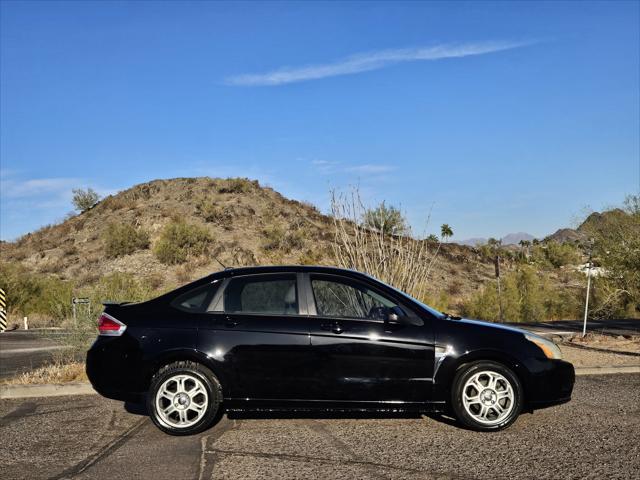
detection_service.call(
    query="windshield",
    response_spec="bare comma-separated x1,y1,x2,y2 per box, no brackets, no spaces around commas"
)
361,273,445,319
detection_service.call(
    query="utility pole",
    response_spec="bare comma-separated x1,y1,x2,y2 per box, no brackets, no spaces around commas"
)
495,255,503,322
582,248,593,338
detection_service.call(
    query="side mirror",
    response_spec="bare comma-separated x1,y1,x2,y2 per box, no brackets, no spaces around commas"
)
385,309,403,324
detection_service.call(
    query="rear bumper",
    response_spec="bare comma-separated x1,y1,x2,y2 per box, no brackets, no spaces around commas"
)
86,340,145,403
526,359,575,409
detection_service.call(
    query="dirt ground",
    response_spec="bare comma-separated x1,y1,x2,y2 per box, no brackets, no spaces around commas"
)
567,332,640,353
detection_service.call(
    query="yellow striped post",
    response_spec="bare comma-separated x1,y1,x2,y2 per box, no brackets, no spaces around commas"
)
0,288,7,333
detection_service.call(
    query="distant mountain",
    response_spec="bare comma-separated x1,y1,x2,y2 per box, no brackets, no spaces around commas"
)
457,232,536,247
501,232,536,245
456,237,488,247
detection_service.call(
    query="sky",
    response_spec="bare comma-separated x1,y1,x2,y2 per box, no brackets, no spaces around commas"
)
1,1,639,241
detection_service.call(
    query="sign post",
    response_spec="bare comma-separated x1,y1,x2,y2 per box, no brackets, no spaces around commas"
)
72,297,90,327
0,288,7,333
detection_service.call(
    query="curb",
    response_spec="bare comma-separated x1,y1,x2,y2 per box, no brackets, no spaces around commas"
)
574,365,640,376
2,365,640,399
0,382,96,399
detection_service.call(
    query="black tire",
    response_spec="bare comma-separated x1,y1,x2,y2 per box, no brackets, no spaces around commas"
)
147,361,223,436
450,360,523,431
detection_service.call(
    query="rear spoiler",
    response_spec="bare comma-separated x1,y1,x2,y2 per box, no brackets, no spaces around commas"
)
102,301,132,307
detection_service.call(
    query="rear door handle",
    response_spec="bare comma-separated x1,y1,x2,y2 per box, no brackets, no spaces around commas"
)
320,322,345,334
224,316,241,328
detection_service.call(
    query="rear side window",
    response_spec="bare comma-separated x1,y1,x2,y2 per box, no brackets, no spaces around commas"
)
171,281,220,313
224,275,298,315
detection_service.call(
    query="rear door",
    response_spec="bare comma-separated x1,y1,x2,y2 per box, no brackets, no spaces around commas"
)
198,273,314,400
306,273,434,403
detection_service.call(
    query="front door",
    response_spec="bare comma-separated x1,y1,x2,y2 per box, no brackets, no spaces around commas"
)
306,274,434,403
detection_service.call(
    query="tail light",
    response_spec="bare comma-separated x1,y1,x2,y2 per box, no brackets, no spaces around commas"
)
98,313,127,336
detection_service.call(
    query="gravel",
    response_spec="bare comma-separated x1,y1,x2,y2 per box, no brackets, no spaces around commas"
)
1,374,638,480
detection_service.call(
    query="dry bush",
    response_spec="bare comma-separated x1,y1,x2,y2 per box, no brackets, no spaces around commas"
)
217,178,258,194
154,221,213,265
2,362,87,385
262,225,306,253
195,200,233,227
330,188,441,302
175,264,193,283
103,223,150,258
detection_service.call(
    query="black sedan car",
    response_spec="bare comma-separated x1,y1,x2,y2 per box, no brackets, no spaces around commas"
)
87,266,574,435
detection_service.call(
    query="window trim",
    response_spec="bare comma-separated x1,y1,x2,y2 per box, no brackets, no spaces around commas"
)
220,272,306,316
304,273,423,325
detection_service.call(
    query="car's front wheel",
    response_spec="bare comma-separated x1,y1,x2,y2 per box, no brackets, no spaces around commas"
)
147,361,222,435
451,360,523,431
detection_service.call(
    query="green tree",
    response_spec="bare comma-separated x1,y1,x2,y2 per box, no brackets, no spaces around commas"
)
440,224,453,241
362,202,408,236
582,194,640,317
72,188,100,212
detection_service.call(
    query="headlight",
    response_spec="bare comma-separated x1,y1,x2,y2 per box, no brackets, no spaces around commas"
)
525,333,563,360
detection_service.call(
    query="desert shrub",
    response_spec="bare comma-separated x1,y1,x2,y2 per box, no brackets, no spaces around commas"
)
62,244,78,257
463,266,582,323
101,194,136,211
72,188,100,212
217,177,258,194
81,271,155,304
103,223,150,258
528,241,580,268
175,264,193,283
0,262,74,321
262,225,306,253
154,221,213,265
422,291,451,312
195,200,233,227
298,248,324,265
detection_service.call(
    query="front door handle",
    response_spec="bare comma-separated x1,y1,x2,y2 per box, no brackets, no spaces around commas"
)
320,322,345,334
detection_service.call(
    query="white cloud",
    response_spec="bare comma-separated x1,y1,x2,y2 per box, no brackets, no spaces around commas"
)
345,164,395,174
0,177,79,198
226,40,532,86
310,160,395,176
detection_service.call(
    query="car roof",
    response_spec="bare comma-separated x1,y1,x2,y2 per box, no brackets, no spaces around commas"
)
217,265,368,278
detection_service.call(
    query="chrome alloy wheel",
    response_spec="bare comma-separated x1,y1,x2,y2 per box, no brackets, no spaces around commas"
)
155,374,209,429
461,370,515,426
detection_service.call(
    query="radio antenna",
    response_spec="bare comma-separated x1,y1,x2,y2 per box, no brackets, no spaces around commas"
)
212,256,228,270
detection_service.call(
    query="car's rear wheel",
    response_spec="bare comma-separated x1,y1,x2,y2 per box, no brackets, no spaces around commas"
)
148,361,222,435
451,360,523,431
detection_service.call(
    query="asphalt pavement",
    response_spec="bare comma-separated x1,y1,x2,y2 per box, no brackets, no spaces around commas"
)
1,374,638,480
0,331,66,380
511,318,640,337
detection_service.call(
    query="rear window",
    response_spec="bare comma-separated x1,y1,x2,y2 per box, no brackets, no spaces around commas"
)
224,275,298,315
171,281,220,313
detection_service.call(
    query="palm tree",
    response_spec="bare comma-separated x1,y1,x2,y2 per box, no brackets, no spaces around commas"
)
440,224,453,241
426,224,454,276
519,239,531,259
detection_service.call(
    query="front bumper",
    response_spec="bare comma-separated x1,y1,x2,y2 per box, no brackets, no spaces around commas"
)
526,359,575,409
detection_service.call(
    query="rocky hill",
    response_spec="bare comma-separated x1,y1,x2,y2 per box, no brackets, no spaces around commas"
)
0,177,502,309
545,209,628,244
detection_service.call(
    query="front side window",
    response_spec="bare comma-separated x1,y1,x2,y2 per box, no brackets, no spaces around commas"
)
224,275,298,315
311,277,398,320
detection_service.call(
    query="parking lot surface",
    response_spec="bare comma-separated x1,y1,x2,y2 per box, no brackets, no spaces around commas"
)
1,374,639,480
